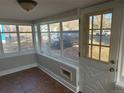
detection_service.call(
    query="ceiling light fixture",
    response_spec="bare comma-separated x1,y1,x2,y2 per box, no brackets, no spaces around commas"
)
17,0,37,11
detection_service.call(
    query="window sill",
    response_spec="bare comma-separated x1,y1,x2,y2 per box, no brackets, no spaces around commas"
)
38,52,79,70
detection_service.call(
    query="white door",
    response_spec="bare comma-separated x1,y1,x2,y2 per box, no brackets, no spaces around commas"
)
79,2,123,93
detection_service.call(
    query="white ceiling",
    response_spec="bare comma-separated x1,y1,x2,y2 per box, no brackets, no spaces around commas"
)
0,0,108,21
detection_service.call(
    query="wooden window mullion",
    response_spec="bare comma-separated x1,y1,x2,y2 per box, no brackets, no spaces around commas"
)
91,16,94,59
99,14,103,61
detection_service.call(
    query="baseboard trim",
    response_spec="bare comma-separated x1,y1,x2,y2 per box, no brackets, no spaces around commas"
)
0,63,38,76
38,65,77,93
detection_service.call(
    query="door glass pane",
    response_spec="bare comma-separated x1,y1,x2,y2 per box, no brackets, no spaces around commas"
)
87,12,112,63
89,30,92,44
0,25,16,32
101,47,110,62
93,15,101,29
88,45,91,58
49,23,60,32
41,33,49,53
101,30,111,46
50,33,61,55
93,30,100,45
40,24,48,32
19,26,32,32
2,33,18,53
63,32,79,60
89,16,92,29
62,20,79,31
102,13,112,29
92,46,100,60
20,33,33,50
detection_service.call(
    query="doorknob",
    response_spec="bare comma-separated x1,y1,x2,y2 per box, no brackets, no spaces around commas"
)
109,67,115,72
109,60,115,72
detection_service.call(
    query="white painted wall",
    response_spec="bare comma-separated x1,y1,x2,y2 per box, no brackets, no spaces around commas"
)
0,54,37,74
36,54,79,92
0,1,124,93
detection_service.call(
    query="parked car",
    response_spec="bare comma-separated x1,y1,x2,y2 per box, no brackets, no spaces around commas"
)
95,30,110,36
95,30,110,44
50,34,73,49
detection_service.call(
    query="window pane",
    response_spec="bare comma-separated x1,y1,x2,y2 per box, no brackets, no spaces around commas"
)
93,30,100,45
19,26,32,32
92,46,100,60
89,30,92,44
63,32,79,60
20,33,33,50
88,45,91,58
89,16,92,29
40,25,48,32
49,23,60,32
93,15,101,29
2,33,18,53
101,30,111,46
101,47,110,62
102,13,112,29
0,25,16,32
50,33,61,55
62,20,79,31
87,12,112,62
41,33,49,53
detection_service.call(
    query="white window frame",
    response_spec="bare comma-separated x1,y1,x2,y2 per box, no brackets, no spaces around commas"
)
40,24,50,54
39,18,79,63
0,25,19,54
117,4,124,87
0,23,35,59
18,24,34,53
86,10,113,63
48,22,62,57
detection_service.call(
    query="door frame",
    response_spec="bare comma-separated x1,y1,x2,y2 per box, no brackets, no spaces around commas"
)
117,4,124,87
